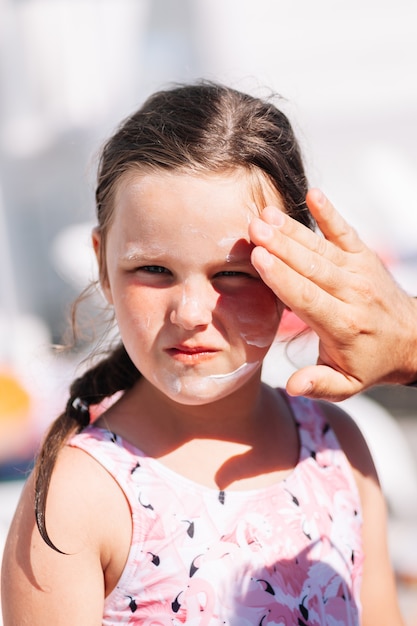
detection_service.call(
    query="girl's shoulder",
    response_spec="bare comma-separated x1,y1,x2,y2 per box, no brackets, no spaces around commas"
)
308,398,380,506
316,399,377,476
68,425,143,482
2,440,132,624
41,441,130,556
44,437,132,593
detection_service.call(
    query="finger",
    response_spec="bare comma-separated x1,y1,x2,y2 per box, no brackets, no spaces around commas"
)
250,230,346,302
250,208,346,270
285,365,362,402
251,245,345,328
306,189,363,254
255,206,335,259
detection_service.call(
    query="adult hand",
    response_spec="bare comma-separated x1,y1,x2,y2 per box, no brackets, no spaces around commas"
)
249,188,417,401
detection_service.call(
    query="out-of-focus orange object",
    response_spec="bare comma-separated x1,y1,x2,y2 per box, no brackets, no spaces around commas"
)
0,371,31,418
0,369,32,460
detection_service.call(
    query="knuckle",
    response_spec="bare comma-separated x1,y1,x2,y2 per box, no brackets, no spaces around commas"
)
298,281,323,310
313,234,328,258
354,275,376,305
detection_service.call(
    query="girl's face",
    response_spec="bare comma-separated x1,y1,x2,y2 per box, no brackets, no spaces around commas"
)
94,169,285,405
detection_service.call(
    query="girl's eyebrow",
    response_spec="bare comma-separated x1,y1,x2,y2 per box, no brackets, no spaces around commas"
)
119,251,146,263
120,246,166,262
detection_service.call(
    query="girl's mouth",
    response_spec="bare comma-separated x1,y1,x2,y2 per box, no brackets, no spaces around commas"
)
166,345,218,363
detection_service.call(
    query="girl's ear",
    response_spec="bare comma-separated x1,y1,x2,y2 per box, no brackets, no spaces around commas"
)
91,227,113,305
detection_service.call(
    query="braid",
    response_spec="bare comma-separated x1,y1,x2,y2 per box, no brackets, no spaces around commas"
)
34,343,140,552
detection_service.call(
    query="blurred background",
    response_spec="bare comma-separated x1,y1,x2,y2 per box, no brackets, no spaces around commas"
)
0,0,416,622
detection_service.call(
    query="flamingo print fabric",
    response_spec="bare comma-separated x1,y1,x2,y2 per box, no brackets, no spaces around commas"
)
69,394,363,625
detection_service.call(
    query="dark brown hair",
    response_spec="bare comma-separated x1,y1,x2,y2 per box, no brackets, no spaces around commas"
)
34,80,314,550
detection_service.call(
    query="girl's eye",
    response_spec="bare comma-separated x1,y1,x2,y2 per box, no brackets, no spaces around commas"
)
215,271,252,278
139,265,170,274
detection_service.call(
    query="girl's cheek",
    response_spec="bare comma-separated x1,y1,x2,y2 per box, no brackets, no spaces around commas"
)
238,313,280,348
235,297,281,348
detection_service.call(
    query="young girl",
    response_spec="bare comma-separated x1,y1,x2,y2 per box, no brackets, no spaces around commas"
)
1,82,403,625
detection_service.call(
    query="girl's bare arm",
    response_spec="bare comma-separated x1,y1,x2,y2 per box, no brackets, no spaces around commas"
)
1,446,130,626
321,402,404,626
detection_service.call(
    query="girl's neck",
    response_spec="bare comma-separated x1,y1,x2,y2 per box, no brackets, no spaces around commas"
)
96,379,299,492
93,381,299,490
98,374,285,453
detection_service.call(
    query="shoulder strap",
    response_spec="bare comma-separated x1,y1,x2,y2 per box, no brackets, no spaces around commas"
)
68,425,141,508
284,394,342,463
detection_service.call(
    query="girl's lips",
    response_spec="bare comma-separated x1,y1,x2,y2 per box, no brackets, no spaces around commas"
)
166,346,218,363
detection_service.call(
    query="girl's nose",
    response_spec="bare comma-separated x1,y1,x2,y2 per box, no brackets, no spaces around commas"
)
169,281,215,330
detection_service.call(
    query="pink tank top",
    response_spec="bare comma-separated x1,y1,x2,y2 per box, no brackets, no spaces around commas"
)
69,393,363,625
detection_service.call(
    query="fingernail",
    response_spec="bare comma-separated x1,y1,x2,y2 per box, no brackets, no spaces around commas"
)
313,189,325,206
301,381,314,395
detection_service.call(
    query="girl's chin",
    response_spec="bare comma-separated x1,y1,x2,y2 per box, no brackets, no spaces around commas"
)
152,361,261,404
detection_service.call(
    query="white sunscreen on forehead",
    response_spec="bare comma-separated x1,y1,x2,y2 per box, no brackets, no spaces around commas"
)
122,243,166,262
217,236,244,249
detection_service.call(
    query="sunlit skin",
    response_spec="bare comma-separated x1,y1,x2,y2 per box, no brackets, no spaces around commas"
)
93,169,285,419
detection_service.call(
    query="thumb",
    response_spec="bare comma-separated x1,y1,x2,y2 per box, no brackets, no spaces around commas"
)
285,365,361,402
